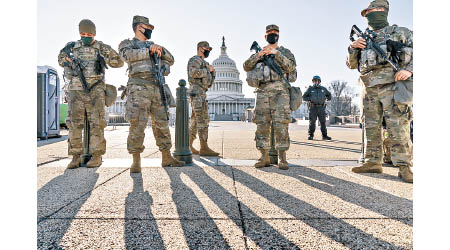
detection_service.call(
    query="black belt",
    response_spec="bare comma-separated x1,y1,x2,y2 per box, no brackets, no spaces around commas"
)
310,103,325,107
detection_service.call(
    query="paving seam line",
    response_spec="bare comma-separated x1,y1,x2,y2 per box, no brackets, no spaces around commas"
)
37,157,68,167
38,217,414,221
37,168,129,224
230,166,249,250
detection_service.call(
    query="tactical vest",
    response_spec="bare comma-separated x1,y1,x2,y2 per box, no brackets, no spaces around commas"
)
188,56,213,90
71,41,104,80
127,39,155,78
358,25,412,86
246,46,297,87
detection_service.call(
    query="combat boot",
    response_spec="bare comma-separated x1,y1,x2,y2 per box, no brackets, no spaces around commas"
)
86,154,102,168
199,139,220,156
352,162,382,173
161,150,185,167
398,165,413,183
189,136,199,155
254,149,270,168
278,150,289,170
130,153,141,173
308,135,313,140
322,135,332,140
67,155,81,169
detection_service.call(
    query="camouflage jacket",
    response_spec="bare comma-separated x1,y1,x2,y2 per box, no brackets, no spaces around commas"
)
118,38,174,81
187,55,215,92
346,25,413,87
58,40,123,90
243,46,297,91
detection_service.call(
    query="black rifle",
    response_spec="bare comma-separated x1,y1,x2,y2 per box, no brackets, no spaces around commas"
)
63,42,95,105
349,25,400,71
250,41,289,85
151,53,170,121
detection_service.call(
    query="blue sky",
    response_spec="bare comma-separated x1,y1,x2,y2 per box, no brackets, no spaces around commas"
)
37,0,413,104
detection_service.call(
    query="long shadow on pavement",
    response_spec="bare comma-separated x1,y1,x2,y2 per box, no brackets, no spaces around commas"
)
124,173,165,249
291,140,361,153
164,166,297,249
215,167,402,249
165,166,231,249
37,168,99,249
265,166,413,226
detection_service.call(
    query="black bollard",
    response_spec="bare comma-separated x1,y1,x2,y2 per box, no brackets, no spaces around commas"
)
269,121,278,164
173,79,193,164
81,112,91,167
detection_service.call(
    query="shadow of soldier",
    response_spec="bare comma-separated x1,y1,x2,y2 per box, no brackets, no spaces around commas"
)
214,166,402,249
264,165,413,226
124,173,164,250
37,168,99,249
164,165,297,249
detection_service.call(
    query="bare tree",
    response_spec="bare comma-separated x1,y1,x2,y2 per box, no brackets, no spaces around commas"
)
325,80,358,116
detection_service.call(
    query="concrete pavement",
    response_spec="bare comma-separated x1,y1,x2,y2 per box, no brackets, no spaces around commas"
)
37,122,412,249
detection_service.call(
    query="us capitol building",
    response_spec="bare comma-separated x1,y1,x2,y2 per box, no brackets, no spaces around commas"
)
207,37,255,121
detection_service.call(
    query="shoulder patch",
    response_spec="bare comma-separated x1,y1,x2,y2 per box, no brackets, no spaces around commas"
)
279,46,295,62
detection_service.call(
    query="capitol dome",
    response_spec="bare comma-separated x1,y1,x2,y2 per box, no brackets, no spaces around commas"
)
206,37,255,121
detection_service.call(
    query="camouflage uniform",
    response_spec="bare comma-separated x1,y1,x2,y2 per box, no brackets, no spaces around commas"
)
58,39,123,157
243,28,297,152
187,54,215,141
346,0,413,176
119,17,175,154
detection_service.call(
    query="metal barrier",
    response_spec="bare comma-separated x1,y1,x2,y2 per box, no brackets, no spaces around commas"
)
173,79,192,164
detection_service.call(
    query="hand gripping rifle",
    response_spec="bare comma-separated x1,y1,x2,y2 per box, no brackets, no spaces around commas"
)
151,53,170,121
250,41,289,85
63,42,95,105
349,25,400,71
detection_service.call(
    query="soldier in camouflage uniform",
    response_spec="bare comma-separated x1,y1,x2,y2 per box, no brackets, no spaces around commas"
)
346,0,413,183
243,24,297,170
119,15,185,173
58,19,124,169
187,41,220,156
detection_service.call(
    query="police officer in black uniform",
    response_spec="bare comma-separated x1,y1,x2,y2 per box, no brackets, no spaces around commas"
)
303,75,332,140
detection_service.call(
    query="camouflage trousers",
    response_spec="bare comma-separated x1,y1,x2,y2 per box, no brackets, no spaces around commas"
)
383,134,392,163
67,86,106,156
254,87,291,150
125,82,172,154
362,83,412,166
189,92,210,141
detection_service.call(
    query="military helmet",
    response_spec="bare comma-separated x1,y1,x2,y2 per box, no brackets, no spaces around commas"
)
132,15,154,29
105,84,117,107
361,0,389,16
312,75,321,82
266,24,279,33
197,41,212,50
79,19,96,35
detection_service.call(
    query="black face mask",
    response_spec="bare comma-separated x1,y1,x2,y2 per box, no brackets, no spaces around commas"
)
142,28,152,39
266,33,279,44
203,50,210,58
